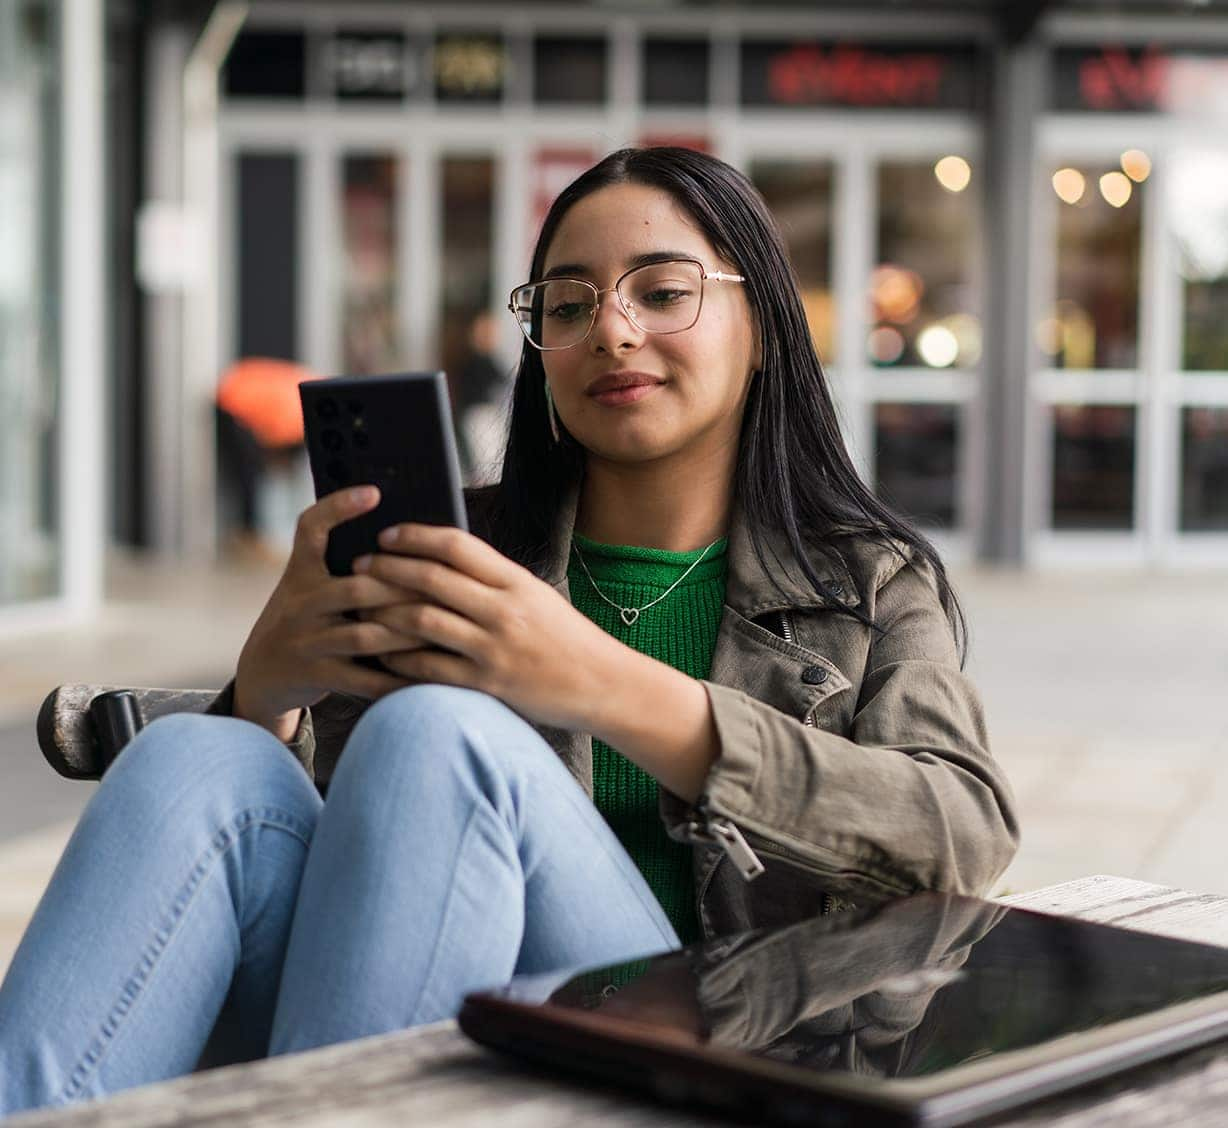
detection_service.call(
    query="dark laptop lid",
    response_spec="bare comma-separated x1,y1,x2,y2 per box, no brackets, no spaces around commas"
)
459,893,1228,1126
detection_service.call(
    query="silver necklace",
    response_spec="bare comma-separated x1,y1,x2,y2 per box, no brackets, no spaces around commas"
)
571,536,721,627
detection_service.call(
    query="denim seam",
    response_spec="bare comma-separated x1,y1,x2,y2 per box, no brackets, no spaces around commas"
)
546,781,680,948
57,805,314,1104
406,804,484,1024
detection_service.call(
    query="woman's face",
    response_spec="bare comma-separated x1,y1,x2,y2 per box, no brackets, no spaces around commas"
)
539,182,760,467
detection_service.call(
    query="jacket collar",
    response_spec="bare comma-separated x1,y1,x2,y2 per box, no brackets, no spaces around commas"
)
541,477,860,618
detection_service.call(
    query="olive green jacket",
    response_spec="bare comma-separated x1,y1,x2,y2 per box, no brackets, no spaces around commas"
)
212,479,1018,938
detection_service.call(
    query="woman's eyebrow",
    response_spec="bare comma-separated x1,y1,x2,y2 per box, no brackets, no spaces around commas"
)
541,250,696,281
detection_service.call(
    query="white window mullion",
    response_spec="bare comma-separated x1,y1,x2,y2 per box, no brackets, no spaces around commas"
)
833,147,873,482
60,0,106,613
406,143,440,372
1138,142,1177,561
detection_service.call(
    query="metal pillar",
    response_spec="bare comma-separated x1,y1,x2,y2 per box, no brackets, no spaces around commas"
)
980,31,1045,563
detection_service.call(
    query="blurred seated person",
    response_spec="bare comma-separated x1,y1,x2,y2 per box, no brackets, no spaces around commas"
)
454,311,508,481
215,357,322,563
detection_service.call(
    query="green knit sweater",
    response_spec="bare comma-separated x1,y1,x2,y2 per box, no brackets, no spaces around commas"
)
567,531,729,945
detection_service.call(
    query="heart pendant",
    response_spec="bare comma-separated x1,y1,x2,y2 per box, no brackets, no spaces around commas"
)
620,608,640,627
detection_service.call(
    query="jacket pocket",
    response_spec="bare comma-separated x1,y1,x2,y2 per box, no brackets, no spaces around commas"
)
710,606,853,727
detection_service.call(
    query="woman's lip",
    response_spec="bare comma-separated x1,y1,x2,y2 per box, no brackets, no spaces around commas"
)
590,383,663,406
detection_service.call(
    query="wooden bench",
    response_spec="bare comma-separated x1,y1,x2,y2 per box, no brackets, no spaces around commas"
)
31,693,1228,1125
7,875,1228,1127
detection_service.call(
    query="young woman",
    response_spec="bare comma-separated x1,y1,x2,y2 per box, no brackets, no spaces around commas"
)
0,147,1017,1115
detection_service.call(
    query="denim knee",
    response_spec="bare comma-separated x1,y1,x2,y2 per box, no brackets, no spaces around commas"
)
104,712,320,824
335,684,550,802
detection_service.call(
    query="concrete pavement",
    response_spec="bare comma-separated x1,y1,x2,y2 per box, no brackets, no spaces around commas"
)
1,548,1226,976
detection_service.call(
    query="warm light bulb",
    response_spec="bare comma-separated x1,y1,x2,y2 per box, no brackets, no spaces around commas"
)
1052,168,1086,205
868,326,906,365
1120,149,1151,182
917,325,959,368
934,156,971,193
1099,171,1133,208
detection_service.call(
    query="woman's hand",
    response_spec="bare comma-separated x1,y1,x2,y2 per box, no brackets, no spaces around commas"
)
233,487,420,739
354,522,622,733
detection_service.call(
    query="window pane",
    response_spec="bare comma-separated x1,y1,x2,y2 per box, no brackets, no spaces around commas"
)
441,155,494,396
1180,407,1228,531
324,30,423,103
643,38,709,105
0,0,59,602
750,161,835,363
873,160,979,370
1045,162,1143,369
434,33,506,103
1050,405,1136,529
237,153,299,360
874,403,959,528
1170,152,1228,371
341,155,402,375
534,36,606,104
224,31,306,100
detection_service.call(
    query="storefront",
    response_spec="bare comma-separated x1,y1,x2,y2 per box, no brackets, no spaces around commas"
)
167,2,1228,567
211,6,989,562
1032,39,1228,565
0,0,105,632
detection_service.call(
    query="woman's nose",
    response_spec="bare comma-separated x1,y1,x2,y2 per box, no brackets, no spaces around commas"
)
587,288,644,353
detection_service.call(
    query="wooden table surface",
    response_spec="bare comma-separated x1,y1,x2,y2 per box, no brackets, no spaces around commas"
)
12,875,1228,1128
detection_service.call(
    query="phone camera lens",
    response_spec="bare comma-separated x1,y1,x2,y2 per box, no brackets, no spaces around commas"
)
325,459,351,485
346,399,364,416
316,398,340,420
321,429,345,452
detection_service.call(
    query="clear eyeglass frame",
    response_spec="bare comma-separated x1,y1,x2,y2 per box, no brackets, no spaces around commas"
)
507,257,747,352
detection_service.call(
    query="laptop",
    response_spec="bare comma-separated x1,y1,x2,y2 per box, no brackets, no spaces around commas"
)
458,892,1228,1126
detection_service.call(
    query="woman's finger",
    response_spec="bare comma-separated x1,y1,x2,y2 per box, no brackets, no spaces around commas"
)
368,601,489,661
379,646,473,689
312,573,412,616
315,619,413,658
320,657,416,701
290,486,381,573
374,523,514,589
360,554,497,623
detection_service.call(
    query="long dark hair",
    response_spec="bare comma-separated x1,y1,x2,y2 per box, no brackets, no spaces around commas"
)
485,146,966,661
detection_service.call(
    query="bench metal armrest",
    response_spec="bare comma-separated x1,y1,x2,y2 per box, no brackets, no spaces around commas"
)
37,685,219,781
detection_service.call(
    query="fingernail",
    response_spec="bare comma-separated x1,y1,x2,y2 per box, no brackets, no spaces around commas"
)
349,486,377,506
377,526,398,547
353,554,372,573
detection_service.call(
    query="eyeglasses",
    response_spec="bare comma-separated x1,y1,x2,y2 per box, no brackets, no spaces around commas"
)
508,258,746,352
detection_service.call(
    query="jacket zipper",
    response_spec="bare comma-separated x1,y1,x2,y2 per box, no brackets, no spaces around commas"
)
751,835,911,897
685,801,765,881
779,611,818,727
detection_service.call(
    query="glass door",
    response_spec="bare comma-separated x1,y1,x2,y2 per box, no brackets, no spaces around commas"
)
745,133,982,558
1033,121,1228,566
868,156,980,543
0,0,60,605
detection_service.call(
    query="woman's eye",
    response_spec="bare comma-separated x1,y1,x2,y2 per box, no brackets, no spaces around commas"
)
545,302,592,322
641,287,691,307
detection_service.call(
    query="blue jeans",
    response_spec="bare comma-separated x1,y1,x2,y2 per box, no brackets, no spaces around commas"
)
0,685,680,1117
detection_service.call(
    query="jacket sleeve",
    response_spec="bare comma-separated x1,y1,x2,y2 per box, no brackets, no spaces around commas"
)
204,679,318,776
667,556,1019,899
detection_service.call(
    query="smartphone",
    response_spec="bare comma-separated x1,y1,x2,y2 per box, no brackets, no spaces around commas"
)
299,372,469,576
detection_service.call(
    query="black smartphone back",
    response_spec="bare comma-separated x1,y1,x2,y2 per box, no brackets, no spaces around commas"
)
299,372,469,576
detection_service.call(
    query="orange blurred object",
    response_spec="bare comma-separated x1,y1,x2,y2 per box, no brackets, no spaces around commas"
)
216,358,323,449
